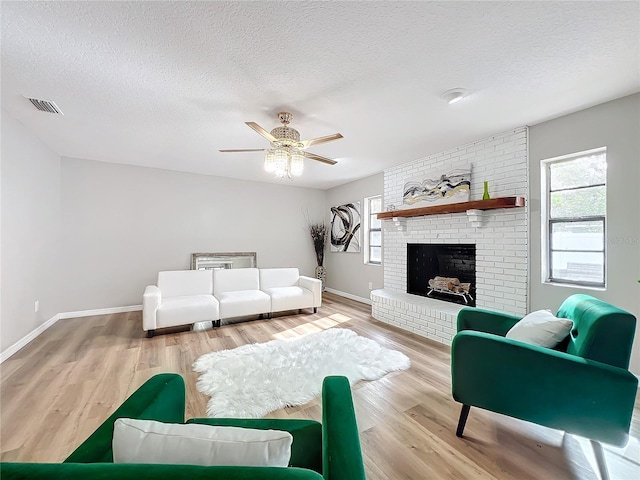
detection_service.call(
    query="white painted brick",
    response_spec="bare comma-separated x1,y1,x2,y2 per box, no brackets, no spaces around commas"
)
376,127,528,332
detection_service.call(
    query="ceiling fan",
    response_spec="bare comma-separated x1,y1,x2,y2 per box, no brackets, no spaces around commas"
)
220,112,343,178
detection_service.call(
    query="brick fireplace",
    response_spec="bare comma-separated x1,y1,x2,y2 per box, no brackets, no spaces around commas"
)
371,127,529,345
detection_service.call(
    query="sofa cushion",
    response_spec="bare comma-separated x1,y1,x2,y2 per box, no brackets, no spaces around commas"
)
260,268,300,289
113,419,293,467
158,270,213,297
505,310,573,348
263,286,314,313
214,268,260,294
217,290,271,319
157,295,220,328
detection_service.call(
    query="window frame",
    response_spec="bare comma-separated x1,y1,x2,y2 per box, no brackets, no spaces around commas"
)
363,195,382,265
540,147,607,289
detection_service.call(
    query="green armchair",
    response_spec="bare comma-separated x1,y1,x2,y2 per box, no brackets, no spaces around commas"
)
1,373,365,480
451,294,638,478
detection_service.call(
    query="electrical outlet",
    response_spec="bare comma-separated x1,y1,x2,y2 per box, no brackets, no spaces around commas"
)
368,282,373,290
34,300,39,313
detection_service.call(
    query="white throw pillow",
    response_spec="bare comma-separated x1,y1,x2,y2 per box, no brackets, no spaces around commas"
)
112,418,292,467
505,310,573,348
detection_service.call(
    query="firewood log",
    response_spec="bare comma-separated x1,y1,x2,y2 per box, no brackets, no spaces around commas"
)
429,276,463,291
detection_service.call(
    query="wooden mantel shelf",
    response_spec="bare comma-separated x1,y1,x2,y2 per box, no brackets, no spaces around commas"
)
377,196,525,219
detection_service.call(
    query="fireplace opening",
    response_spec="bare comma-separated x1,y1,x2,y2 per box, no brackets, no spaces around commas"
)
407,243,476,306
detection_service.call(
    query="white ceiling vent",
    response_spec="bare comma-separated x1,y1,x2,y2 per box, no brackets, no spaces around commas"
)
25,97,64,115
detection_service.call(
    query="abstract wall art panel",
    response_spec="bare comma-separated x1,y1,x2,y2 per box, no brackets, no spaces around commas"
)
403,169,471,206
330,202,361,252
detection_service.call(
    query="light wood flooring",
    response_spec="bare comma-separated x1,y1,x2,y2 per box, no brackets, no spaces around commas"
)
1,293,639,479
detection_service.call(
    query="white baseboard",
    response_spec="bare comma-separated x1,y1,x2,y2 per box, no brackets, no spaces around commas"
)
0,304,142,364
58,304,142,319
0,314,60,364
324,288,372,305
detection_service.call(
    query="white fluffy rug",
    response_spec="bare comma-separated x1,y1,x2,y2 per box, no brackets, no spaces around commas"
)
193,328,411,418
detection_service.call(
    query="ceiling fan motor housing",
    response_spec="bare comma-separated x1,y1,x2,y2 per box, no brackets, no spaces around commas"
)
271,113,301,147
270,126,301,147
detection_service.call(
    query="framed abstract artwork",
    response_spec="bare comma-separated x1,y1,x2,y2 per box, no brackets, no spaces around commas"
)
330,202,361,252
403,169,471,206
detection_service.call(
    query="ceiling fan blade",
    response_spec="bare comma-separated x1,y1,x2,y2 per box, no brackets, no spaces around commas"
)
219,149,266,152
303,151,338,165
301,133,343,148
246,122,277,143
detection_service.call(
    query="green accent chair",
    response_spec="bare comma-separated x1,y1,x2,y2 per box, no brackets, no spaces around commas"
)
451,294,638,480
1,374,365,480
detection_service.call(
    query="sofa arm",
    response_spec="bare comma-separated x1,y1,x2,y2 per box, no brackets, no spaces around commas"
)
299,276,322,307
457,307,522,336
322,376,365,480
451,331,638,446
142,285,161,331
64,374,185,463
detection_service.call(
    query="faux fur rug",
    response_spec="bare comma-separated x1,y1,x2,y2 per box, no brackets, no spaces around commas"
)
193,328,411,418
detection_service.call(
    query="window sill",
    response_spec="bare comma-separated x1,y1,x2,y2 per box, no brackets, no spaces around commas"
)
542,280,606,291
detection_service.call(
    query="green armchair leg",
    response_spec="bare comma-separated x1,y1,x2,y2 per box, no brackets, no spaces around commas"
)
590,440,610,480
455,405,470,438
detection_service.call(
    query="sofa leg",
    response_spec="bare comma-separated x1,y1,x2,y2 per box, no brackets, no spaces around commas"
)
590,440,610,480
456,404,470,437
146,330,155,338
313,307,317,313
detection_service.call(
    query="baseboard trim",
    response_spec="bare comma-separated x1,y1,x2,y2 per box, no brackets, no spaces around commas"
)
58,304,142,320
325,288,372,305
0,314,60,364
0,305,142,364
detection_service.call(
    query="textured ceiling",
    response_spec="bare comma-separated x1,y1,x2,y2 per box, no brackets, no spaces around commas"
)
2,1,639,189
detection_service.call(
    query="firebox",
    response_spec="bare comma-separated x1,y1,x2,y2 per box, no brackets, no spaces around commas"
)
407,243,476,306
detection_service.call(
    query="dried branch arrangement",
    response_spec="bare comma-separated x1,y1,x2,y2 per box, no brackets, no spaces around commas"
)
309,223,328,267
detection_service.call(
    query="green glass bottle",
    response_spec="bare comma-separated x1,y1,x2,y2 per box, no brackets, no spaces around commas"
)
482,181,490,200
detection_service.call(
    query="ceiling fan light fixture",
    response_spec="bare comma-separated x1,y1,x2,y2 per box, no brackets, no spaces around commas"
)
273,148,288,177
264,149,276,172
274,167,288,179
441,88,468,104
290,151,304,176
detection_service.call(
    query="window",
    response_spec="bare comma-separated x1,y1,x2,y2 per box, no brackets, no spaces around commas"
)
364,195,382,265
541,147,606,288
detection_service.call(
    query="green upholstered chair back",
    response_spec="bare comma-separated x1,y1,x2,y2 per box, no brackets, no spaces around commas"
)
557,294,636,369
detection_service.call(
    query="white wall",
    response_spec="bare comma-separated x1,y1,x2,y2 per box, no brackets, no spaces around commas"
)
59,158,326,311
325,172,384,301
1,111,61,352
529,93,640,375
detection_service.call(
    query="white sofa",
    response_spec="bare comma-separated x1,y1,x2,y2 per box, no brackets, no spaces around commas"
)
213,268,271,321
143,267,321,337
260,268,319,313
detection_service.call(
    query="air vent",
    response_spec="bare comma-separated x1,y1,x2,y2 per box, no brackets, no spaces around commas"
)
26,97,63,115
